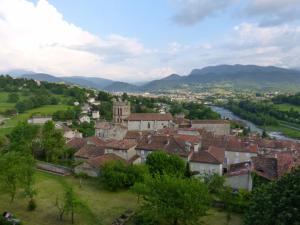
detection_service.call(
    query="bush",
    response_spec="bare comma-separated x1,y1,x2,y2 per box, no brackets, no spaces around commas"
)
99,161,147,191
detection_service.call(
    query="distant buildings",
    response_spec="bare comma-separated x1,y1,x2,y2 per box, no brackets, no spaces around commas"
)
27,116,52,124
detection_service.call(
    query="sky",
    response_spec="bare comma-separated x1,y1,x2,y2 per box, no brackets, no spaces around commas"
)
0,0,300,82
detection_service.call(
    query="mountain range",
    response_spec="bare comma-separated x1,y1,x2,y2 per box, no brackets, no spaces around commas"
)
3,64,300,92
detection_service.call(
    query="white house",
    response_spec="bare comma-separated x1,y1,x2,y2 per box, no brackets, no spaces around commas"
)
191,120,230,136
27,116,52,124
126,113,173,131
79,115,90,123
92,111,100,119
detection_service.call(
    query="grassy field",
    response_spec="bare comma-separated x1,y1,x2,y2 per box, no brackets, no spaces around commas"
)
265,125,300,139
0,171,243,225
274,103,300,112
0,104,72,137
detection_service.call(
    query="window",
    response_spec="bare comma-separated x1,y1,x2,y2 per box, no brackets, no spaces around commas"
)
148,122,151,129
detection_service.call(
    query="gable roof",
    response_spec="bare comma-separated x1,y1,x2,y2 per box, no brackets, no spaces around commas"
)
207,146,225,163
105,139,137,150
126,113,173,121
87,154,125,168
67,138,86,150
190,150,222,165
191,120,230,125
74,144,105,159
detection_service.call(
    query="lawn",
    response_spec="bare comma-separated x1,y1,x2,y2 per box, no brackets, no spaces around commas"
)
0,171,138,225
0,171,244,225
0,104,72,137
274,103,300,112
265,125,300,139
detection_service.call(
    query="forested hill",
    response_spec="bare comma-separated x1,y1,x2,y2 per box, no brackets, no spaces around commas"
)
142,65,300,91
5,64,300,92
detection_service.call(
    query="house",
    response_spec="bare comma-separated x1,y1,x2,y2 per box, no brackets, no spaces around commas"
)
104,139,137,160
81,104,91,114
27,116,52,124
74,144,105,161
224,139,258,168
67,138,86,151
126,113,173,131
79,114,90,123
95,122,127,140
92,111,100,119
189,146,225,176
191,120,230,136
74,101,80,106
135,133,196,163
225,161,253,191
74,154,125,177
87,97,95,104
55,123,82,140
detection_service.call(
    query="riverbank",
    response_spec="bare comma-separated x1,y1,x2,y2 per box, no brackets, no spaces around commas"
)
209,106,300,142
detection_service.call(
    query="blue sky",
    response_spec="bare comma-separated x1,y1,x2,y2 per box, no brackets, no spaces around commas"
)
1,0,300,81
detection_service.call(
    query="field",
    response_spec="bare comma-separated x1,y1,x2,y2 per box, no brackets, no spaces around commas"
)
0,171,243,225
274,103,300,112
0,91,73,137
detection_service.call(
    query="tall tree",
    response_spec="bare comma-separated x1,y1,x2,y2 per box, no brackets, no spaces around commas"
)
42,121,66,162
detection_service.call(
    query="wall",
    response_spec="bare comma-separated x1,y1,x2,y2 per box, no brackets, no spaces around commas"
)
191,123,230,136
127,120,171,131
190,162,222,175
225,151,257,167
225,173,253,191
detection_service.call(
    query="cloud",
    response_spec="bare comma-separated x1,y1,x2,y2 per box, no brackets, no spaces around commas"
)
0,0,150,80
171,0,236,26
243,0,300,26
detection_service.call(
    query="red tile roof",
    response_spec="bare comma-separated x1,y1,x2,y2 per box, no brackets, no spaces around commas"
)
227,161,252,176
190,151,222,164
207,146,225,163
85,136,107,147
74,144,105,159
105,139,137,150
67,138,86,150
126,113,173,121
192,120,230,124
87,154,125,168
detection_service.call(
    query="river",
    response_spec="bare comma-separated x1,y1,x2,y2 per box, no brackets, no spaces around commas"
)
209,106,300,143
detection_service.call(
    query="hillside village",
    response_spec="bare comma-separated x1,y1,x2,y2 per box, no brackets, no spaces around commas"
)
27,94,300,192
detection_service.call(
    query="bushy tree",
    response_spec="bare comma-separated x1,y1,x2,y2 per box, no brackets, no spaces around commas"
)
99,161,146,191
132,175,211,225
7,93,19,103
146,151,185,177
244,168,300,225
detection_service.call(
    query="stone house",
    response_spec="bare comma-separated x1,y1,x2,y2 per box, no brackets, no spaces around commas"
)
95,122,127,140
79,114,90,123
104,139,137,161
74,154,125,177
191,120,230,136
126,113,173,131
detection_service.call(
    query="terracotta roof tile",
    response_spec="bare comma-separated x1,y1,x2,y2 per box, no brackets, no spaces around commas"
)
74,144,105,159
87,154,125,168
190,151,221,164
105,139,137,150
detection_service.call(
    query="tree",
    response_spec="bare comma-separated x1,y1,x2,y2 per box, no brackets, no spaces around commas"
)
132,175,211,225
42,121,66,162
99,161,146,191
64,187,81,224
0,152,21,202
146,151,185,177
21,154,37,210
244,167,300,225
202,173,225,195
7,93,19,103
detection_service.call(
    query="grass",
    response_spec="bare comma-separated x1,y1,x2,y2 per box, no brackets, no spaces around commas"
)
0,104,72,137
0,171,137,225
265,125,300,139
0,171,244,225
274,103,300,112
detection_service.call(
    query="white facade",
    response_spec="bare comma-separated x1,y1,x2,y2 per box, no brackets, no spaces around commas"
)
92,111,100,119
190,162,222,175
79,115,90,123
127,120,172,131
27,117,52,124
224,151,257,168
